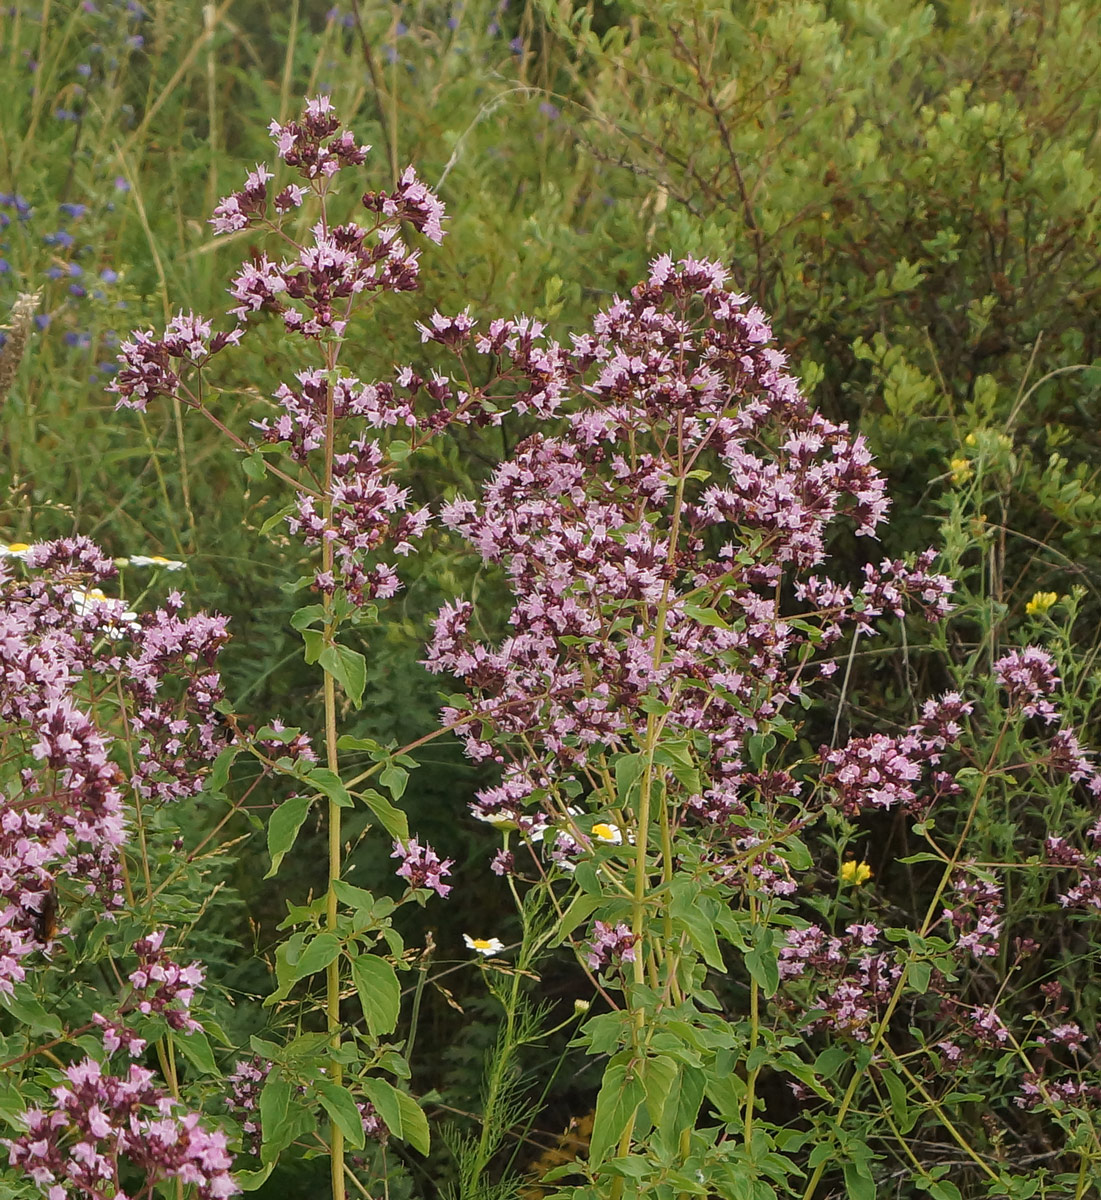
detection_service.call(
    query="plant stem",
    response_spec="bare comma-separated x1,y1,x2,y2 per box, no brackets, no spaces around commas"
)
319,276,346,1199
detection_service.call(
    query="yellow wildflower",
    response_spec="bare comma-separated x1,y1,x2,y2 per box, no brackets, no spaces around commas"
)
1025,591,1059,617
949,457,972,485
840,860,873,887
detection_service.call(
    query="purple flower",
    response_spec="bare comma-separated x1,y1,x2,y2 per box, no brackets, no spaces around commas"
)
391,837,453,898
993,646,1060,721
3,1045,238,1198
584,920,637,972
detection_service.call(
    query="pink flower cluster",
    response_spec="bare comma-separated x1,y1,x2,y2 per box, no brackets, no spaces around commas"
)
941,874,1003,958
0,537,239,1000
993,646,1060,722
820,692,974,816
391,837,453,898
584,920,638,972
226,1057,271,1156
128,930,205,1032
110,97,525,610
421,255,954,854
778,922,900,1041
4,1056,237,1199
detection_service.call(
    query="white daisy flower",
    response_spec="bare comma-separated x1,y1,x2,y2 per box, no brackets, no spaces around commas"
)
463,934,505,957
592,822,624,845
69,588,140,639
0,542,32,559
127,554,186,571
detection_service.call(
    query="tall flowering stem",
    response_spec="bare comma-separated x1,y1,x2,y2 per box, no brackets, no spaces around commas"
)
109,96,479,1193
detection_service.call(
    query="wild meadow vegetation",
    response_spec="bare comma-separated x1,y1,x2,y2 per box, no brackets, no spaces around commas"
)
1,2,1100,1198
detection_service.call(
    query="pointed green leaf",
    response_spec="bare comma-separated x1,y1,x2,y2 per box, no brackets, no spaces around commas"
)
362,1078,430,1155
266,793,313,878
319,644,367,709
351,953,401,1037
844,1159,876,1200
292,932,342,981
307,767,353,809
590,1062,645,1166
174,1029,216,1076
317,1080,366,1150
379,762,409,801
361,788,408,841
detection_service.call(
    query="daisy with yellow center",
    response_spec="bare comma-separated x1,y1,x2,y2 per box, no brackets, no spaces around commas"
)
840,860,873,887
463,935,505,957
591,822,623,845
69,588,140,639
0,542,32,559
1025,591,1059,617
127,554,186,571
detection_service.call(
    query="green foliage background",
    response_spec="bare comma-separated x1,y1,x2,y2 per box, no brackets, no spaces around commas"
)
2,0,1099,1194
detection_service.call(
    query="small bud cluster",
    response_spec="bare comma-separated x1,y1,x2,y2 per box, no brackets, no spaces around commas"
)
226,1058,271,1156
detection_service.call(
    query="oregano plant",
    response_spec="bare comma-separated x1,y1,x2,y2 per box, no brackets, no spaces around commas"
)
2,95,1100,1200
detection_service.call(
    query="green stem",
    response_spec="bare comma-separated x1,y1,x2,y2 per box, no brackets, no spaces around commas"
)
611,427,689,1196
318,284,345,1200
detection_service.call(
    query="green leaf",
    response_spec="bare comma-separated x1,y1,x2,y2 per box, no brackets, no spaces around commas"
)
337,734,385,754
909,960,932,994
308,766,353,809
393,1089,430,1155
642,1055,679,1133
882,1069,913,1133
812,1046,850,1084
204,744,241,797
745,928,780,998
1,985,62,1035
351,954,401,1037
361,788,408,841
266,793,313,878
235,1162,275,1191
746,733,775,768
669,885,725,970
258,503,295,539
682,601,730,629
290,604,326,631
361,1078,430,1154
259,1078,293,1159
300,628,323,665
614,753,645,804
379,762,409,801
318,644,367,709
292,932,342,981
843,1159,876,1200
317,1081,366,1151
590,1062,645,1166
174,1030,217,1076
551,893,603,945
242,451,266,480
